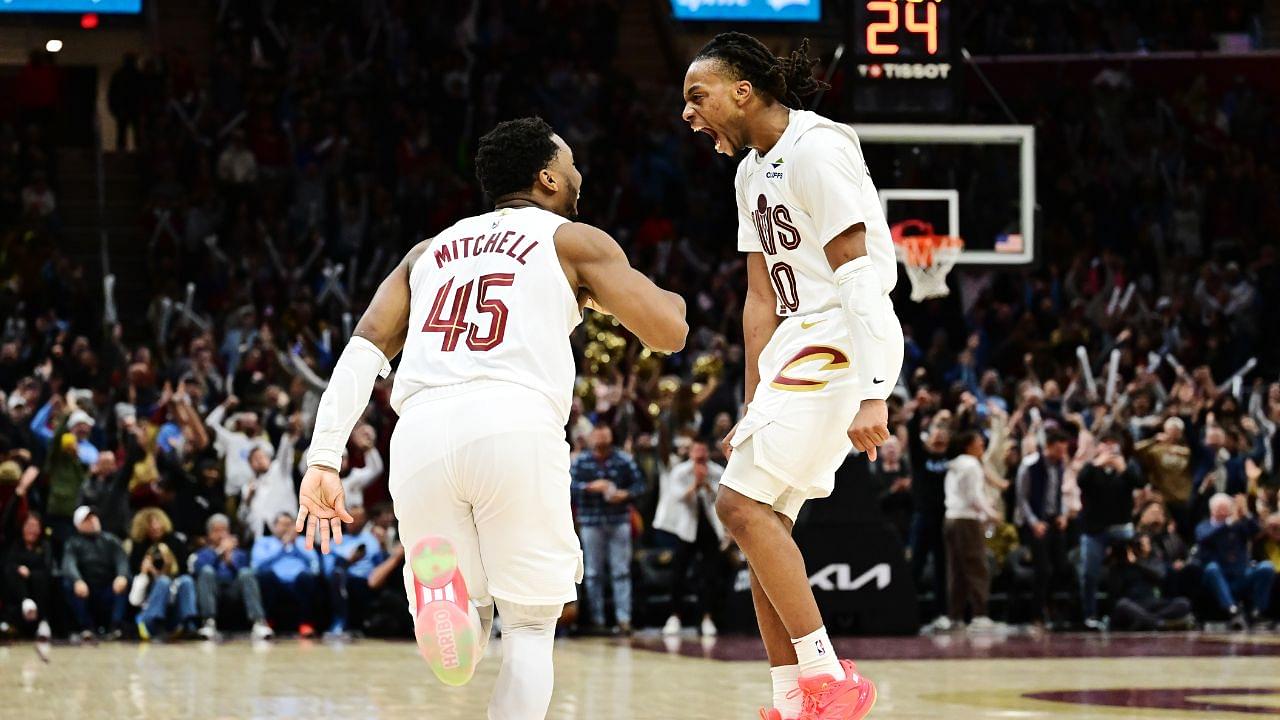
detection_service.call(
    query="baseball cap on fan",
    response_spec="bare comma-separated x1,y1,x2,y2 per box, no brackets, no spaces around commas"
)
7,393,27,411
68,410,95,429
73,505,97,527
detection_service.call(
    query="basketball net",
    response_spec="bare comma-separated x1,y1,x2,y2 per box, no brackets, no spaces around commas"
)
891,220,964,302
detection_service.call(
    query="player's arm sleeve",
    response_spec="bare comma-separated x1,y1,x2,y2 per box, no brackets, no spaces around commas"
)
833,255,902,400
307,243,415,472
791,128,868,247
735,170,764,253
307,336,390,473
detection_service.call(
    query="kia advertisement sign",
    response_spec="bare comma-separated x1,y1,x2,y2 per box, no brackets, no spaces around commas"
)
724,456,919,635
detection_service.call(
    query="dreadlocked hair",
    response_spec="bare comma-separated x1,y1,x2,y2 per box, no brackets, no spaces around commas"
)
694,32,829,109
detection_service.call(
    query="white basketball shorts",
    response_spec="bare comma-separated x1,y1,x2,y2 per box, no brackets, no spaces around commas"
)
389,380,583,610
722,306,865,519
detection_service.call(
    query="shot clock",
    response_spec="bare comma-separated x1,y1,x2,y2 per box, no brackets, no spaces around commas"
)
850,0,957,119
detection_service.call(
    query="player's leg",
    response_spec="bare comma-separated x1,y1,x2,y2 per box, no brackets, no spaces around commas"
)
749,510,804,717
455,394,582,714
722,439,876,719
487,599,561,720
718,443,832,674
389,412,490,687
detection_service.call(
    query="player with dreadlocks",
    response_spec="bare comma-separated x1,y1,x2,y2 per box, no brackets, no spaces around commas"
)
682,32,902,720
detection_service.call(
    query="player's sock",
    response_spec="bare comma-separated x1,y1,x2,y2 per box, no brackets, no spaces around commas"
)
791,626,843,680
488,600,559,720
771,664,802,716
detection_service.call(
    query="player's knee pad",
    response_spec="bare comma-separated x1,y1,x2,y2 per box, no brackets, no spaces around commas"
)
495,599,560,637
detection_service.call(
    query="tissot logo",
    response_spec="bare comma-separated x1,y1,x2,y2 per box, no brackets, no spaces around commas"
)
809,563,891,592
857,63,952,80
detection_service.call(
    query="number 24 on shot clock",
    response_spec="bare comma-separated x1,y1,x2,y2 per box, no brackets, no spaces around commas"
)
857,0,949,58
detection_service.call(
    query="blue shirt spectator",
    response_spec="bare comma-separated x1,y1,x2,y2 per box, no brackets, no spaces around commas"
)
571,427,645,527
194,544,251,583
30,399,99,466
324,526,386,580
1196,509,1261,576
251,531,320,583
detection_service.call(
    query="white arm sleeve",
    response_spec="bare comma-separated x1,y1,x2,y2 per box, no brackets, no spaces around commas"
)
307,336,391,472
833,255,904,401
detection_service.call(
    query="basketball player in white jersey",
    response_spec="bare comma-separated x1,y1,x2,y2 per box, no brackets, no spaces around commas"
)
681,33,904,720
294,117,687,719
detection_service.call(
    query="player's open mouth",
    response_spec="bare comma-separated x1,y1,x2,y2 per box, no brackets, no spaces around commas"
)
695,126,721,151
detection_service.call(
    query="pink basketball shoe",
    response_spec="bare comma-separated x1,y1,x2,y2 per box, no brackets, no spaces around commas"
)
795,660,877,719
410,536,482,687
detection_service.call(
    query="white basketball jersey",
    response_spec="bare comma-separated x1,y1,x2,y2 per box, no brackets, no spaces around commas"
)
735,109,897,317
390,206,581,422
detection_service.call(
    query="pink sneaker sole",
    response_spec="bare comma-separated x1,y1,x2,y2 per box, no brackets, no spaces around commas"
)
410,536,481,687
842,678,878,719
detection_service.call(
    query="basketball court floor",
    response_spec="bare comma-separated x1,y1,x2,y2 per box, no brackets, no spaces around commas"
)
5,631,1279,719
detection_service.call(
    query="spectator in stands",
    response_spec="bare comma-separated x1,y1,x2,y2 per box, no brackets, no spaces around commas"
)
1197,493,1275,629
239,416,301,537
1260,510,1280,621
0,392,38,460
944,430,1000,632
32,397,95,542
252,511,321,637
125,507,197,640
571,424,645,634
1077,429,1144,629
107,53,143,152
62,506,129,641
14,50,60,132
193,513,272,640
339,424,383,511
1135,417,1194,535
1108,534,1194,631
1192,421,1248,523
205,395,272,503
653,439,727,637
1135,501,1194,597
908,392,952,631
217,130,258,187
325,508,388,638
1015,430,1071,626
20,170,56,225
869,436,913,544
361,537,411,638
78,418,143,539
2,511,53,639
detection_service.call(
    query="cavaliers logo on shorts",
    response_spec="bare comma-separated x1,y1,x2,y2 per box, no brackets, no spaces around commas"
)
769,345,849,392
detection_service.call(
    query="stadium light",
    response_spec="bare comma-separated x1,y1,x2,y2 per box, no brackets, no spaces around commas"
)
45,39,63,53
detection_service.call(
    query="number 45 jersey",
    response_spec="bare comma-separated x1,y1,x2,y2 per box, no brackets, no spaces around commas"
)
734,109,897,316
390,206,582,423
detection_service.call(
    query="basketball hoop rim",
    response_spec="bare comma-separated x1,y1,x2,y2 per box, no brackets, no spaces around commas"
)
893,234,965,269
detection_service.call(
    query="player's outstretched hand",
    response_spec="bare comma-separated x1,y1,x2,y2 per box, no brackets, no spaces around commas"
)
849,399,890,462
297,465,354,554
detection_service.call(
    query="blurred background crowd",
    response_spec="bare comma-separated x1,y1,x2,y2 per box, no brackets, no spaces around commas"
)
0,0,1278,642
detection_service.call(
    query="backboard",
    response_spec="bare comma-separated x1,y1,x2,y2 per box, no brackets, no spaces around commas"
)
854,124,1036,265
